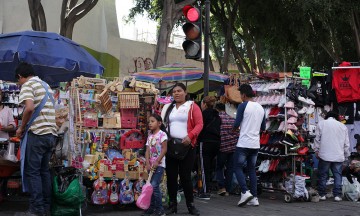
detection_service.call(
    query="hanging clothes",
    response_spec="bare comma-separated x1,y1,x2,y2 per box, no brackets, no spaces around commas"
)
332,62,360,103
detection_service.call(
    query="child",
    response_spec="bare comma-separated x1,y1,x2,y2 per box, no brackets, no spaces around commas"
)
142,114,168,216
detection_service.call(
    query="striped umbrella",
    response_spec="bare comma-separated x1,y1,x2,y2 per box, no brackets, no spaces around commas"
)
133,63,228,83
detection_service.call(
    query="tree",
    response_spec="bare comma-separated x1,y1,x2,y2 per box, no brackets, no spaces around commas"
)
129,0,197,68
28,0,47,31
28,0,99,39
60,0,99,39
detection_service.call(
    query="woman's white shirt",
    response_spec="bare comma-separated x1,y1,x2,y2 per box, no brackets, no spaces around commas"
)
166,101,192,139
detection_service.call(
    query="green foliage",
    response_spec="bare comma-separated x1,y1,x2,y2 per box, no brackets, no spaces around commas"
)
128,0,360,71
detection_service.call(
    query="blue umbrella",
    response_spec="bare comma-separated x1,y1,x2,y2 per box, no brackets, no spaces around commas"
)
0,30,104,82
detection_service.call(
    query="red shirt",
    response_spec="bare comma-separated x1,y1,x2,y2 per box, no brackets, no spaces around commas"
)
332,62,359,103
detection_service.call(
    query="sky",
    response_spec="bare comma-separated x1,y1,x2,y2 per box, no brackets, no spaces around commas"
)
115,0,158,42
115,0,184,47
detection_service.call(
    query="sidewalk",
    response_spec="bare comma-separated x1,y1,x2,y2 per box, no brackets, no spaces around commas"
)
1,192,359,216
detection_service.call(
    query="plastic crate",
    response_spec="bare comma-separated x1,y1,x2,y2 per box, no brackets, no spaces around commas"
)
120,109,137,129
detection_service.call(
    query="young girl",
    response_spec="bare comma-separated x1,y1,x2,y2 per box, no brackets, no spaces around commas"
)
142,114,168,216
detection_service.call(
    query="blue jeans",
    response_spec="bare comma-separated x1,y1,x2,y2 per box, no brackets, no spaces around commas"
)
25,132,55,214
317,159,343,197
233,147,258,197
216,152,234,192
149,166,164,213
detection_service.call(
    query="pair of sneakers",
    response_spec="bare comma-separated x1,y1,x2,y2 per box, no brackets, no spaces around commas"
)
298,105,315,115
298,96,315,105
319,195,342,202
141,209,166,216
238,191,259,206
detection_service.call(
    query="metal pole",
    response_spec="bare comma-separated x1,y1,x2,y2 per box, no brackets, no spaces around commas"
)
204,0,210,96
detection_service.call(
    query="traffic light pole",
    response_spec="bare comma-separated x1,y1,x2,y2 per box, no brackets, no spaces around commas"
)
203,0,210,97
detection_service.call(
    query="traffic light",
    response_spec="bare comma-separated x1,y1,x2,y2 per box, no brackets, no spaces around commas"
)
182,5,202,59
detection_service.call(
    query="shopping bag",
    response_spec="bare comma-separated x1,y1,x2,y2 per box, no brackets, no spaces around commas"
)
342,177,360,201
136,170,154,210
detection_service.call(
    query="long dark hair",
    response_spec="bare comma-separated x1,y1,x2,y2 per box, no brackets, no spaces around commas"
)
149,113,168,134
164,83,189,124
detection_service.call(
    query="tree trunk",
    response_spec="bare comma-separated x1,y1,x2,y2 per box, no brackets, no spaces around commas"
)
351,11,360,60
255,39,263,73
153,0,174,68
209,56,215,72
60,0,98,39
230,38,250,74
153,0,196,68
28,0,47,31
221,1,239,73
209,31,222,72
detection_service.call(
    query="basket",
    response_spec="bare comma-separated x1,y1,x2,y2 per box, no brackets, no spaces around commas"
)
120,129,145,150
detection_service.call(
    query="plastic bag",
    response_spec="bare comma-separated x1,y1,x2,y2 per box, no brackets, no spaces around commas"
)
53,176,84,207
136,182,153,210
342,177,360,201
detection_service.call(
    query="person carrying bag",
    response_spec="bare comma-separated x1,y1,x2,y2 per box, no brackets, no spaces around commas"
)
161,83,203,216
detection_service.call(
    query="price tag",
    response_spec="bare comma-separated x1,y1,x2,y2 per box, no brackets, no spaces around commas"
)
300,67,311,79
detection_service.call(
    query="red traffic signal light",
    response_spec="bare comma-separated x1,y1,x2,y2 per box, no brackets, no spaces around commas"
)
183,5,200,22
182,5,202,59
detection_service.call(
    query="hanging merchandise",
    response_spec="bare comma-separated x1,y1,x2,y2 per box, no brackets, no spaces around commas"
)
119,162,135,204
308,75,328,107
108,166,119,204
332,61,360,103
91,173,109,205
224,74,242,104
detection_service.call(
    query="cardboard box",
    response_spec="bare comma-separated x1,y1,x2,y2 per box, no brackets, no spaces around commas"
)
103,112,121,128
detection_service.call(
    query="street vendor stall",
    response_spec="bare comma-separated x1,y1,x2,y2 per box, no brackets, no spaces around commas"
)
0,30,104,210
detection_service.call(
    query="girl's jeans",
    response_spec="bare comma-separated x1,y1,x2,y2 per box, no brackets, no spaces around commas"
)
150,166,165,212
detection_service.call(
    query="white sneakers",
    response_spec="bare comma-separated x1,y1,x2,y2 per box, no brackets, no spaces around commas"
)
298,105,315,115
238,191,254,206
246,197,259,206
298,96,315,105
298,107,307,114
334,196,342,202
320,195,342,202
306,105,315,114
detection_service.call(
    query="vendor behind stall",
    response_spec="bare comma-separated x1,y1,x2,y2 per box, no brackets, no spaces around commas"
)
0,90,16,139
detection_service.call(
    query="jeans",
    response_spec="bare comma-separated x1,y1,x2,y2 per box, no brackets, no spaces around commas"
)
24,132,55,214
216,152,234,192
166,147,196,205
149,166,165,212
200,141,220,193
317,159,343,197
233,147,258,197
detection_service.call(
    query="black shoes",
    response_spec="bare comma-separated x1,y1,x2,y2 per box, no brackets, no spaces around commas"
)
187,203,200,215
165,202,177,215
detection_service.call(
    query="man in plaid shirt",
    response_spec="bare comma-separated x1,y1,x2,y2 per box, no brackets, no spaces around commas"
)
215,103,238,196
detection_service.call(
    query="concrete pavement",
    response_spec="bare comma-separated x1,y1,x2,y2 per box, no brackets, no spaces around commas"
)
1,192,359,216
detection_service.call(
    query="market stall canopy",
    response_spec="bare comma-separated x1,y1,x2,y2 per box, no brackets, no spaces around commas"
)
0,31,104,82
133,63,228,83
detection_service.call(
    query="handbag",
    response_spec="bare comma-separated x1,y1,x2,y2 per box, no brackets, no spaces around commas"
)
167,138,191,160
224,74,242,104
